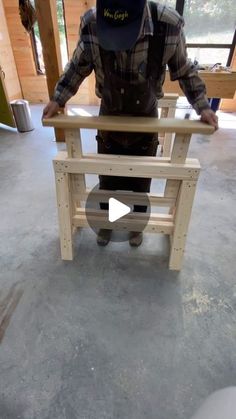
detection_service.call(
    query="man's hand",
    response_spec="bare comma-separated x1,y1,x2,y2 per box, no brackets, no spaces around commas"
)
200,109,218,130
42,101,60,119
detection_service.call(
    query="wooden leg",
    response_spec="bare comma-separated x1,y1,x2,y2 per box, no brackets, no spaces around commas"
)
71,174,86,210
163,106,176,157
164,179,181,215
169,180,197,270
55,172,73,260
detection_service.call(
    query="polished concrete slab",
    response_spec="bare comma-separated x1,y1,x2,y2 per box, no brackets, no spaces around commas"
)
0,105,236,419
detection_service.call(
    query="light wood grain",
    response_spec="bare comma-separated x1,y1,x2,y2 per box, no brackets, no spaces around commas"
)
43,115,215,134
55,172,73,260
169,180,197,270
53,152,201,180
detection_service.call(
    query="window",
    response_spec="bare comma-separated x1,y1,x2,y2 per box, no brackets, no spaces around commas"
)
182,0,235,66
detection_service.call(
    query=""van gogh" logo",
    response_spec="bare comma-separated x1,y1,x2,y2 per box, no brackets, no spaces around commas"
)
104,8,129,21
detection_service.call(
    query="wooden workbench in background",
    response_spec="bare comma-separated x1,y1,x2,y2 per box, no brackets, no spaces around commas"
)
164,71,236,99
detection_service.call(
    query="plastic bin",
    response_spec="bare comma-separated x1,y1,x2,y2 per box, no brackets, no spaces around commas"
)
10,100,34,132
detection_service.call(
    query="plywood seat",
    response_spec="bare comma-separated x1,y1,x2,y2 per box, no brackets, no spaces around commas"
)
43,114,214,270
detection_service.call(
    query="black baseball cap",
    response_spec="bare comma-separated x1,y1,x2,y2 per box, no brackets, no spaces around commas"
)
96,0,146,51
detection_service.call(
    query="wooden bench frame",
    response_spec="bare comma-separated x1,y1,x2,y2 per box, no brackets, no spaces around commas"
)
43,115,214,270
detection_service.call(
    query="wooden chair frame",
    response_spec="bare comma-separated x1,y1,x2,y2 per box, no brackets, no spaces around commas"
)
43,114,214,270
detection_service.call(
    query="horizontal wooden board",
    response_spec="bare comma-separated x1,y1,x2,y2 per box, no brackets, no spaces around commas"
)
43,115,215,134
72,212,174,234
53,152,201,180
73,188,176,207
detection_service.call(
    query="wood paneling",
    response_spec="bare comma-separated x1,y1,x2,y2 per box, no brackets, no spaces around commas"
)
20,76,48,103
3,0,36,77
63,0,99,106
0,0,22,101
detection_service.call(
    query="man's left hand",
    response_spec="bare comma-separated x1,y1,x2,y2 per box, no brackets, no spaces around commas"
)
200,109,219,130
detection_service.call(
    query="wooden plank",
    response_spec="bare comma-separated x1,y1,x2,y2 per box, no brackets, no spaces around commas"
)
55,172,73,260
53,152,201,180
76,208,173,222
164,133,192,212
65,129,83,158
162,105,177,157
73,189,176,207
72,213,174,234
43,115,215,135
169,180,197,270
170,134,192,164
83,153,170,163
20,76,49,103
65,128,86,211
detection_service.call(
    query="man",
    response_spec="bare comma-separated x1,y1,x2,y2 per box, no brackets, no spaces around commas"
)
43,0,218,246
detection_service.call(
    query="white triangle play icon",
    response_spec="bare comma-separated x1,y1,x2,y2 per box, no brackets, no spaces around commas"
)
108,198,131,223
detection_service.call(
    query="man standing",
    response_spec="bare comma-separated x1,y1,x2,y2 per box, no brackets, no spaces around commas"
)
43,0,218,246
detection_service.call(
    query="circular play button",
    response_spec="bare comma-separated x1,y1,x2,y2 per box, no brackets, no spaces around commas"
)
85,184,151,242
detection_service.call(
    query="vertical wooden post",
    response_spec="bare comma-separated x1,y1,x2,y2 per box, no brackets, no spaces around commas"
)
55,172,73,260
169,180,198,270
35,0,65,142
164,133,191,204
162,105,176,157
65,128,86,216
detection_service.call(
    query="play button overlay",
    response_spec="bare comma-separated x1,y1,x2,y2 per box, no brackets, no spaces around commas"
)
109,198,131,222
85,184,151,242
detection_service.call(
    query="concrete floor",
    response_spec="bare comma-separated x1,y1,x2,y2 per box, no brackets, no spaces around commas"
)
0,104,236,419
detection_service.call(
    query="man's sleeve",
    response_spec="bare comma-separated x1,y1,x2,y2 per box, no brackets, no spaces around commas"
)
168,23,211,115
52,25,93,107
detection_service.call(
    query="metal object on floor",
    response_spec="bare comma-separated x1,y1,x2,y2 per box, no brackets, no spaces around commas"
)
10,99,34,132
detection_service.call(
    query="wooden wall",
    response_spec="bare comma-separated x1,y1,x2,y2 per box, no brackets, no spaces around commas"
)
63,0,99,105
2,0,48,103
0,0,21,101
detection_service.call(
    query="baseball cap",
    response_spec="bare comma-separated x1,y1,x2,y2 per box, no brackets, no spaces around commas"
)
96,0,146,51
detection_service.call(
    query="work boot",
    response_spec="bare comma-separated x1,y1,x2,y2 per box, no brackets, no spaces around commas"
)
129,231,143,247
97,229,112,246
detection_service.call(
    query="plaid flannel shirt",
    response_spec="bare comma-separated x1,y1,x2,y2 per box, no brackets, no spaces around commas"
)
52,2,210,115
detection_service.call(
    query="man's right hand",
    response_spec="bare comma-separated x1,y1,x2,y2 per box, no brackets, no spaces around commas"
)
42,101,60,119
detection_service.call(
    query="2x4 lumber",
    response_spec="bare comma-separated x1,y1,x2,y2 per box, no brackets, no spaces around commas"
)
169,180,197,270
43,115,215,135
55,172,73,260
76,208,173,222
65,129,86,209
73,189,176,207
53,152,201,180
72,213,174,235
65,129,83,158
170,134,192,164
162,105,177,157
35,0,64,141
165,133,192,212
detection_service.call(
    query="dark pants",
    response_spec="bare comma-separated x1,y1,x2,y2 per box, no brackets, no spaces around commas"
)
97,133,159,212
